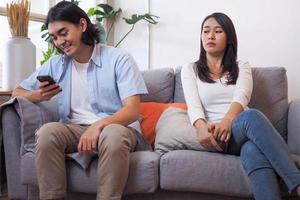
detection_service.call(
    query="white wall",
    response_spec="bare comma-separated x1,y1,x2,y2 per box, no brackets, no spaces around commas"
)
113,0,149,70
113,0,300,101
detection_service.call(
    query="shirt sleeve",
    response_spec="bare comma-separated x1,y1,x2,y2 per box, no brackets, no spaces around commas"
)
232,61,253,109
115,53,148,101
19,58,54,91
181,63,206,125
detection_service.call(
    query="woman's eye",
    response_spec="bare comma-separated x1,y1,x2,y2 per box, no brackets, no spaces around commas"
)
203,30,209,34
216,30,223,33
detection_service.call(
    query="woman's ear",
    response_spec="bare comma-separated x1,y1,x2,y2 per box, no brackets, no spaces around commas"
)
79,18,88,32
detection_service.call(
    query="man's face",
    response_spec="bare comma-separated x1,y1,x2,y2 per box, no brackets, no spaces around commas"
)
48,20,86,57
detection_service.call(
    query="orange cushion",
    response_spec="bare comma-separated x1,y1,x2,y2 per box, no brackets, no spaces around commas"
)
140,102,187,145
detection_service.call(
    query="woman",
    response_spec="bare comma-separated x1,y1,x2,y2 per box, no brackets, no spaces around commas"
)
159,12,300,199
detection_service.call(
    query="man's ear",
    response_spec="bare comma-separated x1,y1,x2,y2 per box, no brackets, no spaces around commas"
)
79,18,88,32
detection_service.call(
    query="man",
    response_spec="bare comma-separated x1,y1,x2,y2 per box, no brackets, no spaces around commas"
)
12,2,148,200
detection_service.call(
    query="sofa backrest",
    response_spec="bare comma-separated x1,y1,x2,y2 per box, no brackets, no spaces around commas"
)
141,67,288,140
249,67,288,139
141,68,175,103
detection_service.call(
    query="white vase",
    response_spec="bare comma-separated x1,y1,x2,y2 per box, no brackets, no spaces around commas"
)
3,37,36,90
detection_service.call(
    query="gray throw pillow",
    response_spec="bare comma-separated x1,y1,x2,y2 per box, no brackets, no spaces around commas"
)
249,67,288,140
154,108,207,155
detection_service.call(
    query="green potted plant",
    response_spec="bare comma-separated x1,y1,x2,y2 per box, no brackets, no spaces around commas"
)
40,1,158,65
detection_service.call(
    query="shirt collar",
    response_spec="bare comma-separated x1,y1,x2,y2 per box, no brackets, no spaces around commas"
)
90,44,102,68
61,54,69,70
60,43,102,68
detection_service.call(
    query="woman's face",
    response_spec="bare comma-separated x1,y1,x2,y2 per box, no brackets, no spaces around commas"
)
48,19,87,57
201,17,227,56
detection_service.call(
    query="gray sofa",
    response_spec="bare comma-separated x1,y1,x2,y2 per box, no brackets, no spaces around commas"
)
2,67,300,200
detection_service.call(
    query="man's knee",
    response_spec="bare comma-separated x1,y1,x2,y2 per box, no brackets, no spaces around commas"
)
36,122,66,151
98,124,133,154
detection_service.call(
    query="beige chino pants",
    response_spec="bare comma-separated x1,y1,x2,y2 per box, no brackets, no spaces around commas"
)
35,122,136,200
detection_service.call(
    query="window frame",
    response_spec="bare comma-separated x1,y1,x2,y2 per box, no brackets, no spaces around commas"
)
0,6,46,22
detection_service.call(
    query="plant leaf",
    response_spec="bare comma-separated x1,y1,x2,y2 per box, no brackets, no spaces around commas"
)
41,24,47,32
123,14,159,25
113,8,122,18
40,47,58,65
144,14,159,24
41,32,49,39
45,35,52,43
97,4,114,14
89,3,122,20
87,8,95,17
70,0,79,6
96,17,103,22
94,10,105,16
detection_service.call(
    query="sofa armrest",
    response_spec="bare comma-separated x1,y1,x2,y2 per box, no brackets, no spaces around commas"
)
2,106,27,199
2,98,59,199
287,99,300,155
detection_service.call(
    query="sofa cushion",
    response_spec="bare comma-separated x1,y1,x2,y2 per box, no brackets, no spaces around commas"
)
141,68,175,103
140,103,187,145
160,150,252,197
173,66,288,139
160,150,300,198
21,151,160,194
249,67,288,140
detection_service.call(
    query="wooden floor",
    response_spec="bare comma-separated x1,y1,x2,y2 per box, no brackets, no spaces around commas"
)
0,197,10,200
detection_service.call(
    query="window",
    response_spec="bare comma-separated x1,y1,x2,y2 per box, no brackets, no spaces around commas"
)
0,0,50,14
0,0,101,87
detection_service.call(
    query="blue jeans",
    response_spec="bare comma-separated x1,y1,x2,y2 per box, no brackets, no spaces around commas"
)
227,109,300,200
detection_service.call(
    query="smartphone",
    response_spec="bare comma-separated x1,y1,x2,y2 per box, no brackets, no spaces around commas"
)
37,75,56,86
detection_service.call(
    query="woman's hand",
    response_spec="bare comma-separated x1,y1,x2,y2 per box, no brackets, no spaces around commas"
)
195,119,223,152
211,118,232,142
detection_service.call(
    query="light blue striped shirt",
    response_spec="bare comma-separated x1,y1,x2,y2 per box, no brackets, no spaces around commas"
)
20,44,148,130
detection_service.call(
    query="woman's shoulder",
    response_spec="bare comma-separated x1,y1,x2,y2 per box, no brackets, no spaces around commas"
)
182,62,196,73
237,61,252,78
237,60,251,69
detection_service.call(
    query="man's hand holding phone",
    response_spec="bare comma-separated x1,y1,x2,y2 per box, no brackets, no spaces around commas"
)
36,75,62,101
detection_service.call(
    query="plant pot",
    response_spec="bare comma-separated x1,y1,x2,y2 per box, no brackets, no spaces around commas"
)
3,37,36,90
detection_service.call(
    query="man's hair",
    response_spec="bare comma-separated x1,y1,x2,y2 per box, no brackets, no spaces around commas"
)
195,12,239,85
45,1,100,46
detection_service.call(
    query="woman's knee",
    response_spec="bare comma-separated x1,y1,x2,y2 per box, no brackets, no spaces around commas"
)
232,109,268,133
239,109,266,122
240,142,259,172
240,141,259,158
240,141,271,174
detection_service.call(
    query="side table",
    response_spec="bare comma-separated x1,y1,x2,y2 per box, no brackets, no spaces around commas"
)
0,89,12,105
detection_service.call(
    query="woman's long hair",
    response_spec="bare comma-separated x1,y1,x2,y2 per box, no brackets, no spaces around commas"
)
45,1,100,47
195,12,238,85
